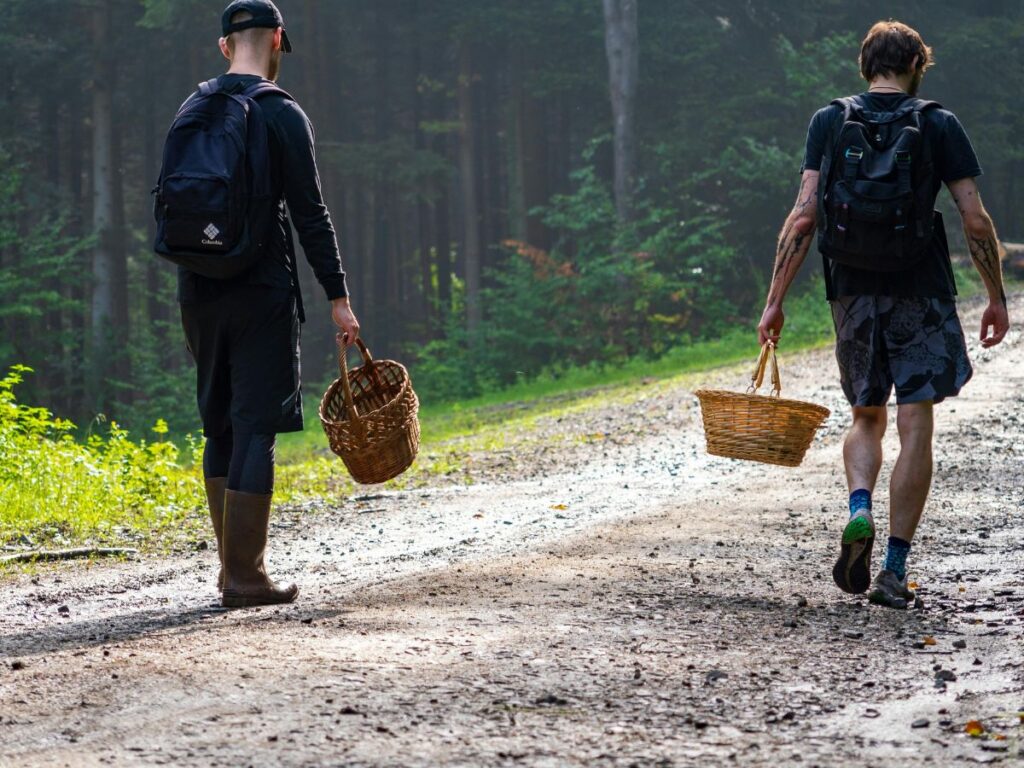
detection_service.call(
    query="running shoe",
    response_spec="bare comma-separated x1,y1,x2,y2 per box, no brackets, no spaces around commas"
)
832,509,875,594
867,569,915,609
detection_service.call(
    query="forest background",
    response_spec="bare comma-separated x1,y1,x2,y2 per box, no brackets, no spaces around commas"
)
1,0,1021,439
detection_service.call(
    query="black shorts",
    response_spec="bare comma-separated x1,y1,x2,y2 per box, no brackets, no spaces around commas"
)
831,296,973,407
181,286,303,437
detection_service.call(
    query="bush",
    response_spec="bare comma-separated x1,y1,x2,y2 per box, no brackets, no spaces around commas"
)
0,365,204,549
411,143,747,401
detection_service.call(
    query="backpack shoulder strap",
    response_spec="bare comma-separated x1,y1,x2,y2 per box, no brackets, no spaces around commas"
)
240,83,295,126
197,78,221,96
816,100,849,232
242,82,294,102
822,99,855,159
906,98,942,113
830,95,861,124
175,81,218,118
905,98,941,129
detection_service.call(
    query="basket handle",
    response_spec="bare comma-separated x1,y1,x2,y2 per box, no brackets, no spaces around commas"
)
336,336,375,378
749,337,782,397
337,335,368,440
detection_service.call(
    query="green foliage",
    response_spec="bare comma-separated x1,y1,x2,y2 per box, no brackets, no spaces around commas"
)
0,366,204,549
3,0,1021,444
927,14,1024,165
114,310,199,436
138,0,210,31
413,141,748,401
777,32,861,111
0,151,90,364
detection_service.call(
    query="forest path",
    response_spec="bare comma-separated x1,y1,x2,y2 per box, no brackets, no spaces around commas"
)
1,295,1022,767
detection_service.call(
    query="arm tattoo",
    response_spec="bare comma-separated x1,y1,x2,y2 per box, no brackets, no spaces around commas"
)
967,233,1006,307
767,229,809,308
793,189,814,217
951,182,1006,306
767,186,815,307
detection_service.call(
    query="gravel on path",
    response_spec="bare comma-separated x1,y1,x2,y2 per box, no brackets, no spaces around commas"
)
1,295,1022,767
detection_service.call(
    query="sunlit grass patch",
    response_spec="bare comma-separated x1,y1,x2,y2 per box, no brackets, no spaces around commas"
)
0,366,206,554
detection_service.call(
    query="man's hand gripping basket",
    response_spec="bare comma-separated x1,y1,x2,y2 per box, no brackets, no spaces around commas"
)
695,342,830,467
319,338,420,484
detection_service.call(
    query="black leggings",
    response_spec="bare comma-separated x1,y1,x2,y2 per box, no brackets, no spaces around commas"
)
203,431,276,495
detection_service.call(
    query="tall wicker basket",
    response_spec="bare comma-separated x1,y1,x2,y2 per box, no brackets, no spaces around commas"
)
319,338,420,484
695,342,830,467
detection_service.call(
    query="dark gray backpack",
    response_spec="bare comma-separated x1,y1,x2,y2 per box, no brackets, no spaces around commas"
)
817,95,941,272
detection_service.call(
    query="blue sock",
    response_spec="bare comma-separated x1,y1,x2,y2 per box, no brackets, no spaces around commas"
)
849,489,872,518
883,536,912,580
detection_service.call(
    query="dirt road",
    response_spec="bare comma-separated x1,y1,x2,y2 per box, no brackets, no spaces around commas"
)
2,296,1022,767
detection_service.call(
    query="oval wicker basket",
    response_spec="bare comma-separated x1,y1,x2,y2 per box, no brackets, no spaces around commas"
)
319,338,420,484
695,342,830,467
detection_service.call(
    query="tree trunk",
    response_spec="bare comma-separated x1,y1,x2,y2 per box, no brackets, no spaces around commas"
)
143,49,165,342
342,187,361,302
457,39,482,333
373,200,391,348
90,2,117,411
67,88,87,418
386,184,404,354
434,156,452,326
42,91,62,405
371,6,392,348
602,0,639,223
359,189,375,323
412,4,435,332
520,87,550,250
109,92,130,393
507,51,527,242
417,200,434,335
478,51,501,274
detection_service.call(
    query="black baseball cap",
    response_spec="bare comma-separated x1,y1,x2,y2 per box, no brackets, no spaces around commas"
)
222,0,293,53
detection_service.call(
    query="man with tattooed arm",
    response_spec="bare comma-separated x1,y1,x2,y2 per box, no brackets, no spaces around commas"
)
757,21,1010,608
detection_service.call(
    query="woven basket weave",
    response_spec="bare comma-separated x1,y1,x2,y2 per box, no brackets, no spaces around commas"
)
695,342,830,467
319,338,420,484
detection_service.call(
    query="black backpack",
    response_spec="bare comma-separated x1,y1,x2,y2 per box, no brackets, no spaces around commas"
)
817,95,941,272
153,78,291,279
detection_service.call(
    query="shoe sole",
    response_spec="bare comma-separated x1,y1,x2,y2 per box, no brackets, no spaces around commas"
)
833,516,874,594
222,587,299,608
867,588,908,609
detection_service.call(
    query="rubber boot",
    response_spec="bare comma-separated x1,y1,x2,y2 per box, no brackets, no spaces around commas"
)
221,490,299,608
204,477,227,591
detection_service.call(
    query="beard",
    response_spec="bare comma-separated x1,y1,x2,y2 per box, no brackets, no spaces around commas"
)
268,49,282,82
908,68,923,96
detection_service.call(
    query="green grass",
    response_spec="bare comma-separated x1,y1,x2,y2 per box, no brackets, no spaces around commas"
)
0,367,207,555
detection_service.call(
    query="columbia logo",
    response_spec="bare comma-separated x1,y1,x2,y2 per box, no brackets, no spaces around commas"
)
203,223,221,240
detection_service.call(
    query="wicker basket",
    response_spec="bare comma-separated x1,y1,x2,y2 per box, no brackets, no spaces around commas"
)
695,342,830,467
319,338,420,484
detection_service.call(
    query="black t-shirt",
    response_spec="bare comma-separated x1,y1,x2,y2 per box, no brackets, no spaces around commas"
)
801,92,982,299
176,74,348,309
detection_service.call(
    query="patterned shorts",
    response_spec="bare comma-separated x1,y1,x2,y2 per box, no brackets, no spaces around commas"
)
831,296,973,407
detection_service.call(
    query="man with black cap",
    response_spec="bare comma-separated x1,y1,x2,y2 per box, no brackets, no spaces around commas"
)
178,0,359,607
